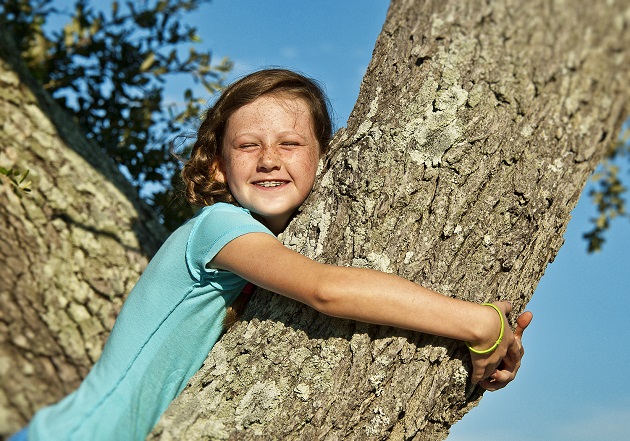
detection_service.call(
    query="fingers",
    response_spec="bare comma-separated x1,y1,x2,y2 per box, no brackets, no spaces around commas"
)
494,300,512,316
480,344,519,389
480,356,520,391
506,331,522,361
470,348,506,385
479,376,509,391
514,311,533,339
471,363,496,385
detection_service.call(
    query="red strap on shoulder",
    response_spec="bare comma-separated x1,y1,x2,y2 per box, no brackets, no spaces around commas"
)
241,282,256,296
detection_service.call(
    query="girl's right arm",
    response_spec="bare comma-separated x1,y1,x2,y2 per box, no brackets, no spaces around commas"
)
211,232,531,388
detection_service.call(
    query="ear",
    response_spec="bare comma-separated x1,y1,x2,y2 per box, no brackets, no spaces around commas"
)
211,158,226,183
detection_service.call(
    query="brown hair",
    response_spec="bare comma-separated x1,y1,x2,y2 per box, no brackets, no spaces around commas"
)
181,68,333,207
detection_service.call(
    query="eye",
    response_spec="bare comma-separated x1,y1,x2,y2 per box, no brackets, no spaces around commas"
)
238,143,258,149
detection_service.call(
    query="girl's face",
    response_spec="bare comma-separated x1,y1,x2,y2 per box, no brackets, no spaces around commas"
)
215,94,320,234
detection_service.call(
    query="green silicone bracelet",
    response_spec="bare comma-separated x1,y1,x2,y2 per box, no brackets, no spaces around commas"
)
466,303,505,355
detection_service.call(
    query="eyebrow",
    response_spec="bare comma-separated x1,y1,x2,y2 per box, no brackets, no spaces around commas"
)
229,130,308,141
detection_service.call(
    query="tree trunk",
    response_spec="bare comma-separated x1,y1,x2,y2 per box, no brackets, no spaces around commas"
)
151,0,630,440
1,0,629,440
0,23,168,436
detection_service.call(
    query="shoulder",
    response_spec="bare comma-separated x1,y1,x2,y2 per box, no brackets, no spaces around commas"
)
193,202,266,231
190,202,274,242
196,201,251,217
186,203,275,276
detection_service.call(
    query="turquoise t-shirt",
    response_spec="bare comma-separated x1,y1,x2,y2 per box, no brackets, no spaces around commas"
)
28,203,274,441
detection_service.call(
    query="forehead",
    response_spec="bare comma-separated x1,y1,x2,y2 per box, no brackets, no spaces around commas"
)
226,94,313,129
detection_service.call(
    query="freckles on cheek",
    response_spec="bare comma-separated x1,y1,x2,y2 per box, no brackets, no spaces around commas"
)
226,156,246,177
296,155,317,174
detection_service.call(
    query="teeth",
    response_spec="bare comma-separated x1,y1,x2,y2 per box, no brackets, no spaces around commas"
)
256,181,284,187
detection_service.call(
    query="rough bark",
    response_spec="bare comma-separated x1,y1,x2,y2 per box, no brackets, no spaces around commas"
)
151,0,630,440
0,24,168,436
0,0,629,440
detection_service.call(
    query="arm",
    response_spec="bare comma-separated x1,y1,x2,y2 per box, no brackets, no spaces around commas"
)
212,232,529,385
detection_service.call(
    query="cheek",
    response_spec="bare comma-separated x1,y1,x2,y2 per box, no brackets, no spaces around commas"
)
223,155,247,180
299,153,320,187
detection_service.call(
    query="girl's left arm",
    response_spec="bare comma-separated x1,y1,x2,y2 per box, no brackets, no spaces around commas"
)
211,232,531,388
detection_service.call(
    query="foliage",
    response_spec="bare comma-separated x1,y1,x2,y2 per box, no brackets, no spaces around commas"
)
0,167,32,198
584,129,630,252
0,0,231,229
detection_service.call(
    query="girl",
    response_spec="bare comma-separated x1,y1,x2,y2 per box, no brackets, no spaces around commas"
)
12,69,531,441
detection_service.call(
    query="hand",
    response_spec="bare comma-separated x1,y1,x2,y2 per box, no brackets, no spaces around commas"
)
467,301,514,385
477,308,533,391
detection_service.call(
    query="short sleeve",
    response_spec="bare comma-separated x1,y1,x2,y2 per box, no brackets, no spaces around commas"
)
185,203,275,281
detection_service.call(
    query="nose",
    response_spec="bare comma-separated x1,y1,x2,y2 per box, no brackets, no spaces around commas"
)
257,145,281,172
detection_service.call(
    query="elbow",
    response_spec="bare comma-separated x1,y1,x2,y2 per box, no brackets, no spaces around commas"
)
307,277,345,318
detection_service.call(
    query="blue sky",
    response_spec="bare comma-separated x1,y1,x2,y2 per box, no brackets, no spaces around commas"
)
50,1,630,438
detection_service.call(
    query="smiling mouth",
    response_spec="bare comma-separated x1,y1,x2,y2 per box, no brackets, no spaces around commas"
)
254,181,287,188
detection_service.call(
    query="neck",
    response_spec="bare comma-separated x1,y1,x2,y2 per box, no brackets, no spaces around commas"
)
252,212,297,236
